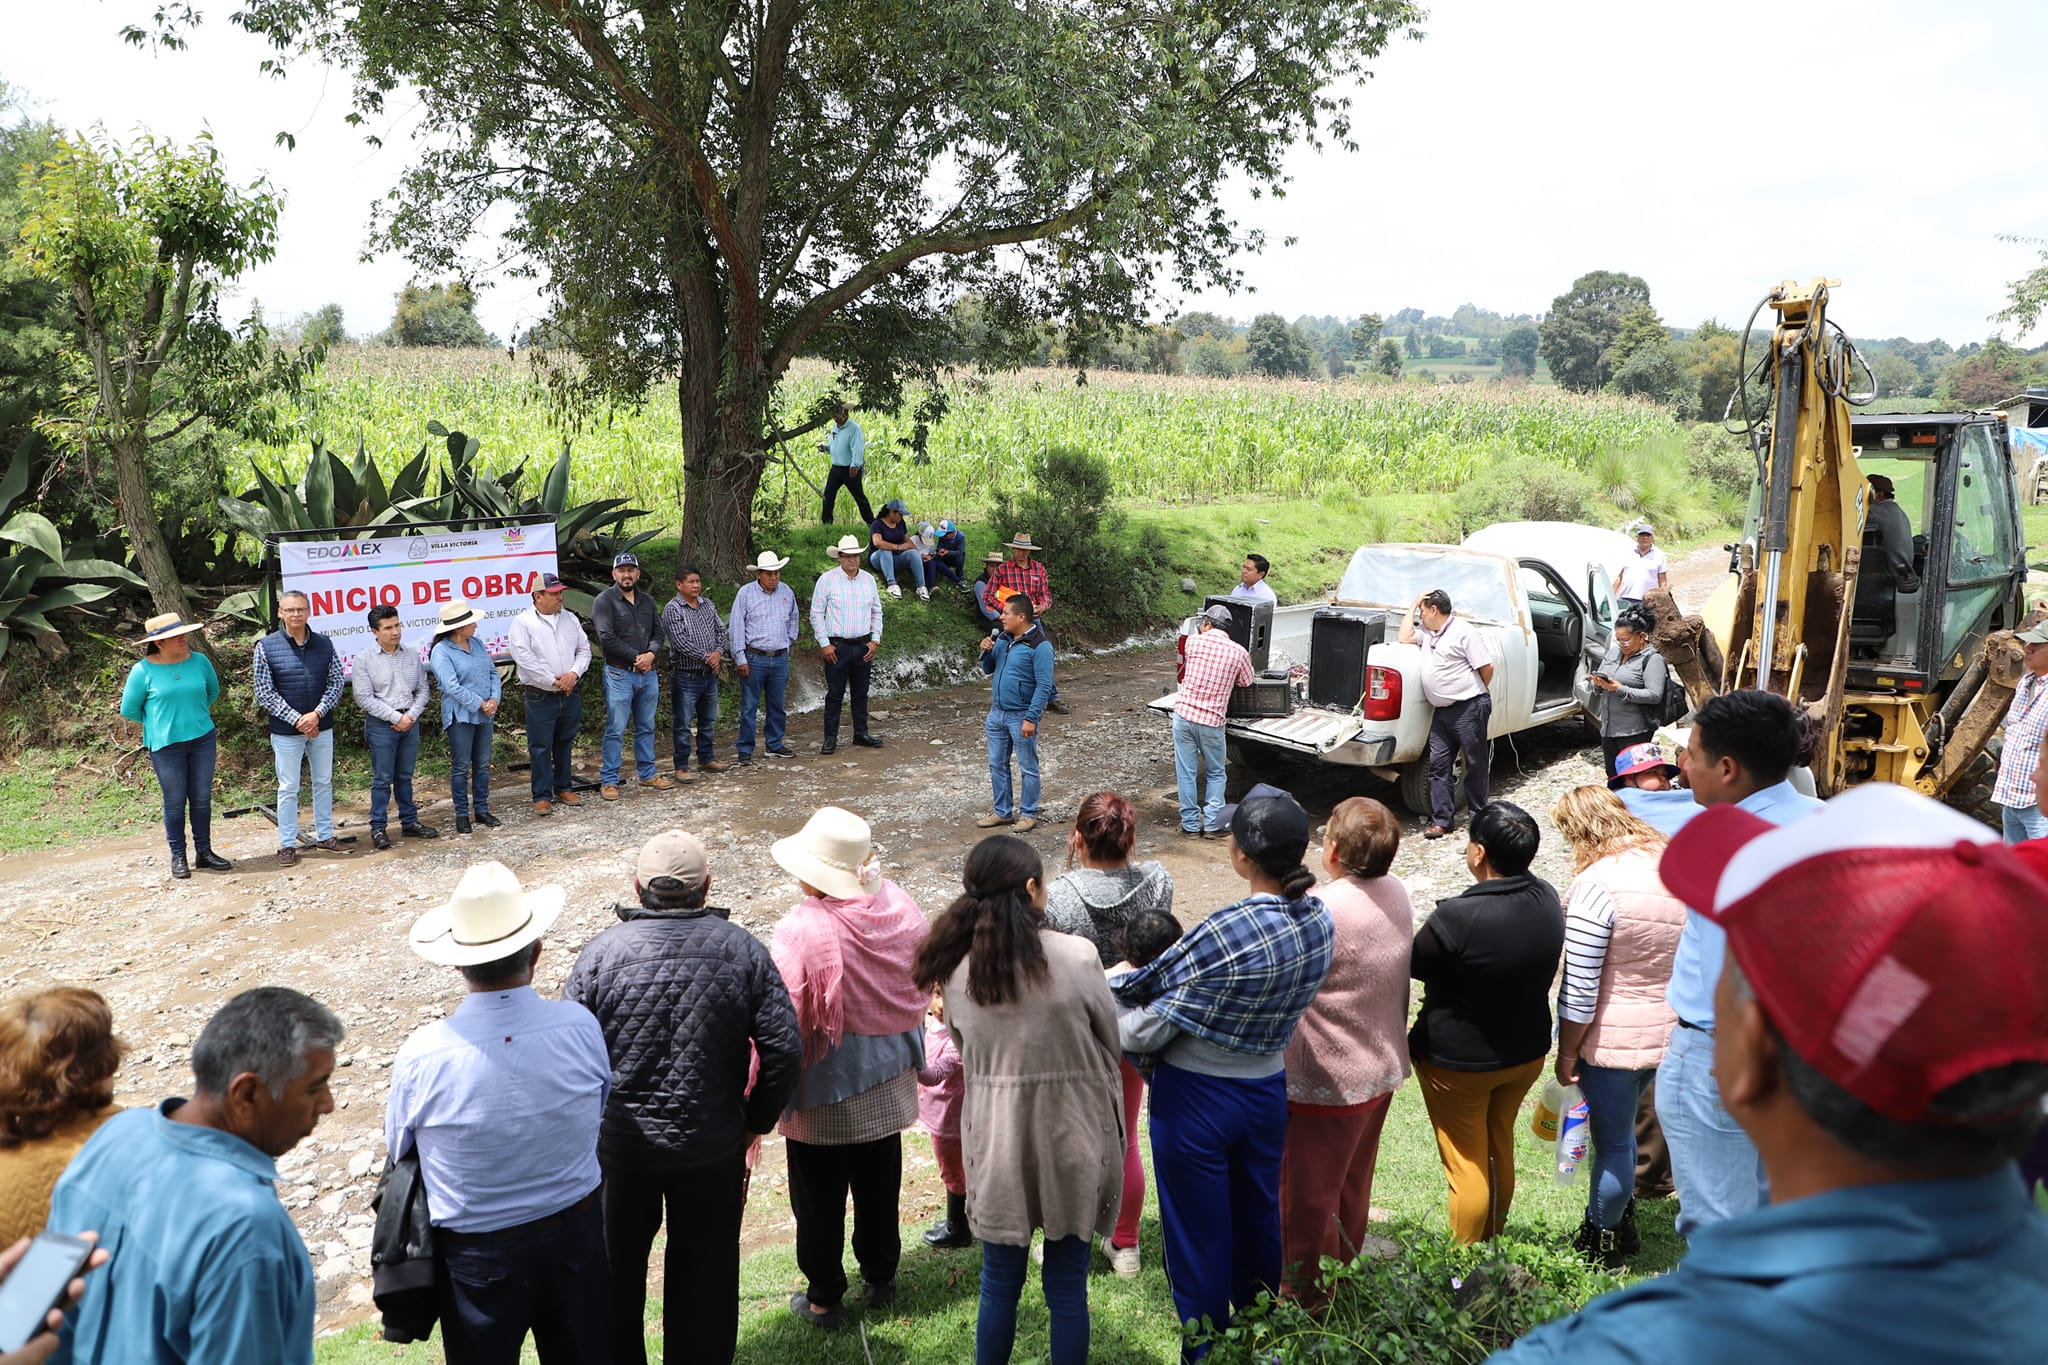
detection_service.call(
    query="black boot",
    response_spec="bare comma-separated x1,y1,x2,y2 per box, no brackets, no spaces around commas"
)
194,848,232,872
922,1192,973,1249
169,850,190,880
455,814,473,834
1613,1198,1642,1258
1570,1214,1625,1271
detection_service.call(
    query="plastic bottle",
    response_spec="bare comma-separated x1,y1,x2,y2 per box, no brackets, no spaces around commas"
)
1553,1093,1592,1184
1530,1080,1577,1144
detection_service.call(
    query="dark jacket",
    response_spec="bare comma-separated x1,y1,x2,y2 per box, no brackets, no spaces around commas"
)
563,902,802,1169
1409,873,1565,1071
256,628,339,737
369,1150,436,1343
592,585,664,671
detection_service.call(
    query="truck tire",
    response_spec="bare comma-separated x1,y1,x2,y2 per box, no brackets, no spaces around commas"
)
1944,735,2003,832
1398,758,1460,819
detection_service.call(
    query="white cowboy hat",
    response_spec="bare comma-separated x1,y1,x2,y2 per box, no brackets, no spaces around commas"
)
408,861,566,966
749,550,791,573
771,806,878,900
139,612,205,645
827,535,864,559
434,599,479,635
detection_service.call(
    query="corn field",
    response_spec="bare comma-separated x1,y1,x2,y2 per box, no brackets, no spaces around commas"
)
234,347,1685,529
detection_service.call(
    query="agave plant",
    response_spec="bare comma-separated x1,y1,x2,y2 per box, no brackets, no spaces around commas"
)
0,435,145,662
424,423,660,567
217,435,438,547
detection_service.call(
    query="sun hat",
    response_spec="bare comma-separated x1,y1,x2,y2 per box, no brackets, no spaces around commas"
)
750,550,791,573
434,600,479,635
139,612,205,645
408,861,566,967
612,551,640,568
1216,782,1310,855
1004,532,1040,552
636,830,709,892
1609,741,1681,789
828,534,864,559
1201,604,1236,628
771,806,881,901
981,551,1005,565
535,573,567,594
882,498,908,515
1659,783,2048,1122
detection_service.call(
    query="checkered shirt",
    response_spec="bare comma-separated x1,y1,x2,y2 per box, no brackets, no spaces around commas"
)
988,558,1050,609
1114,892,1335,1055
778,1067,918,1146
1175,629,1254,728
1994,671,2048,809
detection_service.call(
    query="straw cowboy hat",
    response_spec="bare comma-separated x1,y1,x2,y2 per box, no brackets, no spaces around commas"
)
408,861,565,966
434,599,479,635
981,551,1006,565
771,806,880,900
138,612,205,645
827,535,865,560
1003,532,1041,552
749,549,791,573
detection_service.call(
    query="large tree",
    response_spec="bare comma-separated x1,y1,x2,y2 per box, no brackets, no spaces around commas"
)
1538,269,1651,393
224,0,1424,576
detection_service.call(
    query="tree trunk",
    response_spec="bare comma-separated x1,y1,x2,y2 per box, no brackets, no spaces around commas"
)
676,370,769,581
110,433,194,621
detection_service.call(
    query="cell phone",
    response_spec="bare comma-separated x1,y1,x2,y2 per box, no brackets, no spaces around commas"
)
1590,671,1612,683
0,1231,95,1352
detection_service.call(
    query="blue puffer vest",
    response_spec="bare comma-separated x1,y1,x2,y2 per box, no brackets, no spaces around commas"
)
258,629,338,736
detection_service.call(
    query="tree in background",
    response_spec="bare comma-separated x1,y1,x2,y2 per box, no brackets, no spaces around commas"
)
381,280,496,348
1679,319,1745,421
1863,350,1922,401
1938,339,2029,407
1350,312,1383,365
1603,304,1668,375
223,0,1425,578
1246,312,1314,378
1499,325,1539,379
1170,311,1241,342
0,84,69,440
298,302,348,348
1539,270,1651,392
1374,337,1403,377
12,131,315,618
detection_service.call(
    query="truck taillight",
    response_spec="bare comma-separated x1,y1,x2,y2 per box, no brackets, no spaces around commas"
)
1175,631,1188,683
1363,664,1402,721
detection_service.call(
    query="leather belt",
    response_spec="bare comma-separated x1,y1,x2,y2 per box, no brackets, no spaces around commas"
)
522,685,570,697
437,1188,598,1245
1676,1018,1712,1034
747,647,789,657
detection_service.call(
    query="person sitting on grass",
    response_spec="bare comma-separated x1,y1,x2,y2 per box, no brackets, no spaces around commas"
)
973,552,1008,625
869,499,930,601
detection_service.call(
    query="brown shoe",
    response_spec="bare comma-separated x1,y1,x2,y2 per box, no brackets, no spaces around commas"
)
310,837,354,855
276,846,299,868
600,784,621,801
700,760,733,773
1014,817,1040,834
533,799,553,816
976,814,1015,829
674,769,698,784
554,790,582,805
642,775,676,791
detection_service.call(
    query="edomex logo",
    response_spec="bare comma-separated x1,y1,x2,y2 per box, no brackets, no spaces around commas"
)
306,543,383,561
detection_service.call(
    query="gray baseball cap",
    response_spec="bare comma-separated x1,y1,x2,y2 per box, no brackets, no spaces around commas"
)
1201,604,1236,628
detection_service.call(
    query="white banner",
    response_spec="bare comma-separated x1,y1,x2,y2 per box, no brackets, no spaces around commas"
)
277,523,559,672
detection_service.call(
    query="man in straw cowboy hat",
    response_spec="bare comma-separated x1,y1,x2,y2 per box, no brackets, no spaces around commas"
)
987,532,1070,714
593,551,675,800
730,549,801,764
388,862,613,1362
252,589,351,867
810,537,886,755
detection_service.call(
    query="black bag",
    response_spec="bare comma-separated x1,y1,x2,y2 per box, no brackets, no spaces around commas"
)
369,1150,439,1343
1655,653,1690,726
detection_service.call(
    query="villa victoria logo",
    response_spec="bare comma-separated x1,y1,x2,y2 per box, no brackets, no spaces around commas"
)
407,538,430,561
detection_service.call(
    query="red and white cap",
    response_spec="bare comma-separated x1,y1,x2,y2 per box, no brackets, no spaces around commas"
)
1660,784,2048,1123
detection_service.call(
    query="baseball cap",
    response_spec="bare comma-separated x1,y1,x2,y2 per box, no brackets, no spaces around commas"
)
536,573,567,594
1201,604,1236,628
2017,621,2048,646
1660,784,2048,1122
1609,741,1679,789
1635,523,1655,536
1217,783,1310,856
883,498,908,514
636,830,708,891
612,552,640,568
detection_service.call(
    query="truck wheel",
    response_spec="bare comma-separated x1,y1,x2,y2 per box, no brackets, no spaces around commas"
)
1398,758,1459,818
1944,736,2003,832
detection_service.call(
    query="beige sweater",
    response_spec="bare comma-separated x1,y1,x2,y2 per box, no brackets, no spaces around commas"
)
0,1107,120,1246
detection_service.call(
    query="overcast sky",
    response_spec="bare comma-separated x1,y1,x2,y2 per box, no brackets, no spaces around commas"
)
8,0,2045,346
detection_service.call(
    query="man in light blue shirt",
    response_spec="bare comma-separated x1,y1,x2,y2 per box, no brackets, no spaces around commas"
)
390,861,612,1362
1657,690,1823,1241
50,987,343,1365
817,402,873,525
1228,553,1277,605
729,549,802,764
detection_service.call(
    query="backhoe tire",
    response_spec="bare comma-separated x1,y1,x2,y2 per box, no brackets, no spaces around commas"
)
1944,735,2003,833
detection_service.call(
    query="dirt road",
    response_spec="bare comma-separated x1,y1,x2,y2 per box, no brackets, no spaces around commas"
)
0,547,1725,1330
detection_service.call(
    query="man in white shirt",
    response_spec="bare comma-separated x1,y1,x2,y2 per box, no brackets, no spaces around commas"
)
1613,526,1670,607
1398,588,1495,839
1228,553,1277,605
506,574,591,816
810,536,885,754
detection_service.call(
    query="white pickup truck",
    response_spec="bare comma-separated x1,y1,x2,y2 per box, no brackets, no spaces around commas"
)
1152,522,1637,814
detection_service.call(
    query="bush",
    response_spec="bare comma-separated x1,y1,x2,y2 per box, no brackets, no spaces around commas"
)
1454,455,1596,532
987,445,1170,635
1684,424,1757,499
1197,1223,1622,1364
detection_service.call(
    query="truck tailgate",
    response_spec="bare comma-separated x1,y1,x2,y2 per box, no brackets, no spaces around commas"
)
1146,694,1365,755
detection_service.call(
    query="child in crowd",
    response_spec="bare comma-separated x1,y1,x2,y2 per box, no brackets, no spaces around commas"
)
917,989,971,1248
1120,908,1184,968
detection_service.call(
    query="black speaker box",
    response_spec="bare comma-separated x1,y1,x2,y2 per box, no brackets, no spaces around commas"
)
1308,608,1387,710
1202,595,1272,671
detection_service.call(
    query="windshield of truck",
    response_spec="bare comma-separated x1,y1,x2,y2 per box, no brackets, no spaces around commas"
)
1335,548,1518,624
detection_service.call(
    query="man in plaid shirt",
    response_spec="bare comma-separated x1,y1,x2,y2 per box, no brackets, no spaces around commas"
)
1173,605,1254,836
1994,621,2048,842
989,532,1070,714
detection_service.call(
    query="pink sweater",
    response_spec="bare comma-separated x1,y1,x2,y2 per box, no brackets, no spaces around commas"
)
1284,875,1415,1107
917,1016,964,1139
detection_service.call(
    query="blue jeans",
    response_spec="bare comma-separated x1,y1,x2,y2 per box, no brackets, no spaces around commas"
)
602,665,660,783
436,1194,611,1364
978,1236,1089,1365
147,728,217,855
2002,802,2048,843
985,708,1041,818
447,718,494,817
1656,1022,1766,1240
1577,1063,1655,1229
523,687,583,800
1150,1062,1287,1362
870,547,926,590
737,652,789,756
363,718,421,832
1172,713,1228,833
671,670,720,769
931,549,966,587
270,729,335,848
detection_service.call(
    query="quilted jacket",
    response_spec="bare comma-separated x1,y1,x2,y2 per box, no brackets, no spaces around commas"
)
564,902,802,1169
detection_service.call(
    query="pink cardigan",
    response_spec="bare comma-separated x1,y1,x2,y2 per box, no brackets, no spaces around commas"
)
1284,875,1415,1107
917,1016,964,1139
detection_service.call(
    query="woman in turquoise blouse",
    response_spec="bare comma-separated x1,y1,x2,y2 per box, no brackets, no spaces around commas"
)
429,599,503,833
118,613,230,880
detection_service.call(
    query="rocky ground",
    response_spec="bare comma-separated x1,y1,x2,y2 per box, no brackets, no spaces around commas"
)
0,546,1728,1333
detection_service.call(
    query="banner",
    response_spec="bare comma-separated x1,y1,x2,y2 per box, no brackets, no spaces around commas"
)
277,523,559,671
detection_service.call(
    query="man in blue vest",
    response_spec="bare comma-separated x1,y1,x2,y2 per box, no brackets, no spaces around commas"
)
253,590,353,868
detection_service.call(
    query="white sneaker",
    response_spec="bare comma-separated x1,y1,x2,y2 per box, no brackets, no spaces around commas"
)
916,587,931,601
1102,1238,1140,1278
886,583,903,598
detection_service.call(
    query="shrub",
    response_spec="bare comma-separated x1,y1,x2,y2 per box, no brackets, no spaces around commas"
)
1197,1223,1622,1364
987,445,1169,635
1454,455,1596,532
1684,424,1757,498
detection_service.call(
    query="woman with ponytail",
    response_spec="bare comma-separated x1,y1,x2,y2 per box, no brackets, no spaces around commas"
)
1112,782,1335,1360
1044,790,1173,1277
913,835,1123,1365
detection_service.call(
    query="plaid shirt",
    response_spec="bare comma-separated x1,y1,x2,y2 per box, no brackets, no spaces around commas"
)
988,557,1050,610
1114,892,1335,1055
810,566,883,642
1175,628,1254,728
1994,670,2048,808
660,593,730,671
